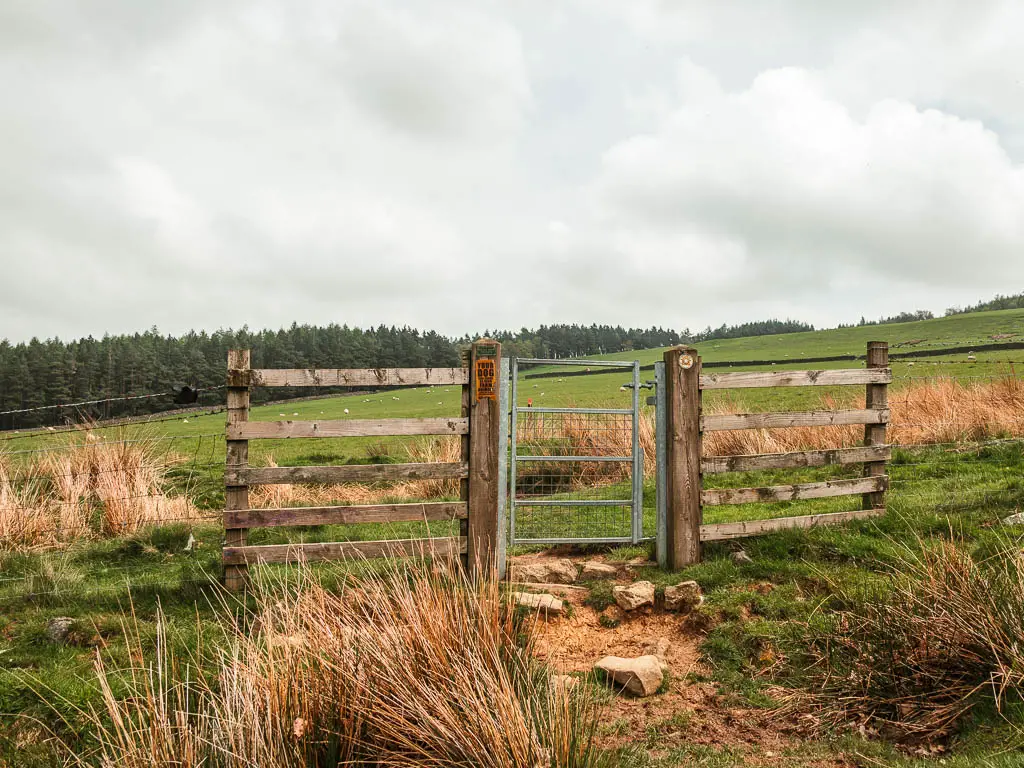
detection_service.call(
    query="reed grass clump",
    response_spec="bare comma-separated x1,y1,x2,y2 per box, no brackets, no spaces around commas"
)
86,559,610,768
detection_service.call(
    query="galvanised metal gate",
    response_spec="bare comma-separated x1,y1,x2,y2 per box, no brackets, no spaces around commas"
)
507,357,648,546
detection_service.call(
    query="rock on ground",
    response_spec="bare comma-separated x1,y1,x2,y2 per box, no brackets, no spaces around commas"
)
514,591,565,615
45,617,75,644
642,637,671,666
594,655,665,697
613,581,655,611
1004,512,1024,525
580,561,618,580
511,559,579,584
664,581,704,613
730,550,754,565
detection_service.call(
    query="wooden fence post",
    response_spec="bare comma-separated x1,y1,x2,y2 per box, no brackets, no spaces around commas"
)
864,341,889,512
224,349,250,591
467,339,501,575
665,345,702,569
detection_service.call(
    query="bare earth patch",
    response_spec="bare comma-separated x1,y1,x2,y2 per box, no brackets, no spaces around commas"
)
519,554,854,766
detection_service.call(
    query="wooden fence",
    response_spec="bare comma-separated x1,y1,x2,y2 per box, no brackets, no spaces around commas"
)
664,342,890,568
223,340,501,589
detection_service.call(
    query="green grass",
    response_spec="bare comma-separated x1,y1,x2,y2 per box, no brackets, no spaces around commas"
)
3,309,1024,764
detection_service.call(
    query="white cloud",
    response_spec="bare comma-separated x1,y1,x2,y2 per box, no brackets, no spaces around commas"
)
0,0,1023,342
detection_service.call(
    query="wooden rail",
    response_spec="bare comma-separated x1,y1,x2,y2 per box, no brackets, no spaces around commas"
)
700,368,891,389
702,445,891,474
703,408,889,432
702,475,888,506
700,509,885,541
225,462,468,486
225,502,467,529
227,417,468,439
223,536,465,565
234,368,468,388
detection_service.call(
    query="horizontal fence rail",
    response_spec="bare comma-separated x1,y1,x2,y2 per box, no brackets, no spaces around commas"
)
223,536,466,565
225,502,468,529
226,462,469,486
700,509,886,542
231,367,469,388
227,417,469,439
702,408,889,432
702,475,889,506
699,368,892,389
702,445,892,474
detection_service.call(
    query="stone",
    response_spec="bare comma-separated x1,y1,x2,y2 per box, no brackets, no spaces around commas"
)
580,561,618,580
594,655,665,697
510,559,579,584
642,637,671,665
1004,512,1024,525
730,550,753,565
45,617,75,644
514,591,565,616
613,581,655,611
664,581,704,613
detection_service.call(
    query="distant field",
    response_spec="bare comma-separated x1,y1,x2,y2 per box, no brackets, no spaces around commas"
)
2,307,1022,511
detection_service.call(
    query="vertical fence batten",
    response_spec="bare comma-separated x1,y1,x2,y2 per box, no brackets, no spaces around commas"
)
467,340,501,573
864,341,890,512
665,346,703,568
224,349,250,591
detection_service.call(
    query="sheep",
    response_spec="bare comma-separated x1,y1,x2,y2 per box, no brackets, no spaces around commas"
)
343,408,349,414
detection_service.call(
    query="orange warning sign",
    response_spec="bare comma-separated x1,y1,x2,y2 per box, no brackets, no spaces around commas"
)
475,358,497,401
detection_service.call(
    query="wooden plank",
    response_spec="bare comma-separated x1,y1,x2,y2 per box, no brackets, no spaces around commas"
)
864,342,889,511
228,417,469,440
665,346,703,568
224,349,250,592
467,340,501,572
459,368,471,570
222,536,466,565
226,462,469,486
702,408,889,432
246,368,469,388
702,475,888,506
225,501,467,529
700,509,885,541
702,445,892,474
700,368,891,390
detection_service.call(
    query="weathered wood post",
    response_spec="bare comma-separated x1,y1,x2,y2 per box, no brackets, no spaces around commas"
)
664,345,702,569
863,341,889,512
224,349,251,591
467,339,501,575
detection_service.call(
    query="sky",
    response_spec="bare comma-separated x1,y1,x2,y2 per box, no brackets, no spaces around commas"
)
2,0,1023,343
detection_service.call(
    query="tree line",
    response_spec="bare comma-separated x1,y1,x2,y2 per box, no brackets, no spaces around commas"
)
1,319,813,430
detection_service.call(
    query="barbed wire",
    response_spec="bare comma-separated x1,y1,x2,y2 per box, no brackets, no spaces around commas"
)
0,385,227,417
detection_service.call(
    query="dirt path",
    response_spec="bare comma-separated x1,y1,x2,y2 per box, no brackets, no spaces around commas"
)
518,554,854,766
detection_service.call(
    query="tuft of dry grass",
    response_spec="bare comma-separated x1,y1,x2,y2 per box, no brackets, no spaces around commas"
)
797,536,1024,741
85,558,609,768
250,436,463,510
0,432,197,550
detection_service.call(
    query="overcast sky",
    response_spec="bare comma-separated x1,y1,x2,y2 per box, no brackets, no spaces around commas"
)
3,1,1023,343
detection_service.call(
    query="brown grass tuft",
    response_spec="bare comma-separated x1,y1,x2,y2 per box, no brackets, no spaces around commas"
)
0,432,197,550
86,559,608,767
796,537,1024,741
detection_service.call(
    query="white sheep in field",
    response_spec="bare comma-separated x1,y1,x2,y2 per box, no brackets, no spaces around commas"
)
343,408,349,414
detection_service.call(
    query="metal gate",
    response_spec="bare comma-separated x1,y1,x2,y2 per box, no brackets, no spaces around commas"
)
506,357,648,546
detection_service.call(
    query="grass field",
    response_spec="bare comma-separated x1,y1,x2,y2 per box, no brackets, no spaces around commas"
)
3,308,1024,766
